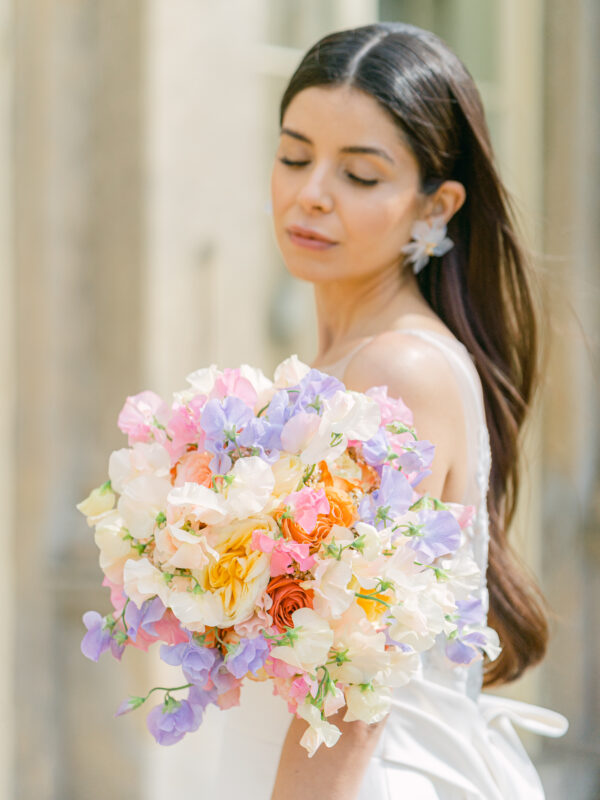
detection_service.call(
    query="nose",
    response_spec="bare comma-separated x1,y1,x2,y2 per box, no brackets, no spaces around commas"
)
296,164,334,214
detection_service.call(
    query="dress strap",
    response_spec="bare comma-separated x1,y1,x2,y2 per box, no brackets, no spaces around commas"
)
316,335,376,377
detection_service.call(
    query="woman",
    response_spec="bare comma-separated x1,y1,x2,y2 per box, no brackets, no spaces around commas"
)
266,22,568,800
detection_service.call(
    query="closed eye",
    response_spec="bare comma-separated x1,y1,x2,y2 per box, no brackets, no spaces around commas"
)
278,157,379,187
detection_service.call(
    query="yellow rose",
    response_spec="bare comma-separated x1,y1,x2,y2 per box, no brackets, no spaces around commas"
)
194,515,276,627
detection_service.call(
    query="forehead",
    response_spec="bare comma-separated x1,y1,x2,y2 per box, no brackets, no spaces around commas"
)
281,85,409,154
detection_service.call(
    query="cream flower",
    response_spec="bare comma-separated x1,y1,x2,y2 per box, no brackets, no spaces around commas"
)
297,699,342,757
273,354,311,389
302,559,354,619
94,510,137,584
188,515,275,628
123,558,171,607
300,390,380,465
76,484,116,524
108,441,171,495
343,684,392,724
117,474,172,540
269,607,334,673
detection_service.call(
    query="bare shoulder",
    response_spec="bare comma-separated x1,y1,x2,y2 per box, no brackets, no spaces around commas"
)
343,329,468,502
343,329,461,407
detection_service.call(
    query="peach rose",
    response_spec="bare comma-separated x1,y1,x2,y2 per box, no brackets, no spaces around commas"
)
173,449,213,488
267,575,314,631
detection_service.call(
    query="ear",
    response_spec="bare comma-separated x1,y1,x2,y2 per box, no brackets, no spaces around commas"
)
423,180,466,225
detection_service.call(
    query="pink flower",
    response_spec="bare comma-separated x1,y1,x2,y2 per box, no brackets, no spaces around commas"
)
212,368,257,406
251,530,316,576
283,487,330,534
166,396,207,461
264,656,298,681
365,385,414,427
117,390,171,445
216,684,242,710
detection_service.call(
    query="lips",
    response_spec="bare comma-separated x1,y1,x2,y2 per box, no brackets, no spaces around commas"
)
286,225,338,244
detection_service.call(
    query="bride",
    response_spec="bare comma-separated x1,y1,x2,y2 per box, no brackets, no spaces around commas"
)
259,21,568,800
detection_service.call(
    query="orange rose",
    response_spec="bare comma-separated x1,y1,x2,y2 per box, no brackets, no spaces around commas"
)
324,487,356,527
281,513,332,553
280,486,357,554
267,575,314,631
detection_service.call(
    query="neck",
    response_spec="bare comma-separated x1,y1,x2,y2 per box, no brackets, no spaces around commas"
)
313,264,432,358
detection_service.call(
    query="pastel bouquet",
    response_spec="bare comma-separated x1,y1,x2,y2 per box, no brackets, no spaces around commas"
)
77,356,500,755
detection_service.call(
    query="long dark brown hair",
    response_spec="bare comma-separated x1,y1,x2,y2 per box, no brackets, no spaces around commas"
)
279,22,548,685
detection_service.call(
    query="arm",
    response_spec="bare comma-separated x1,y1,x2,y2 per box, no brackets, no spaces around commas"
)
271,710,386,800
271,332,467,799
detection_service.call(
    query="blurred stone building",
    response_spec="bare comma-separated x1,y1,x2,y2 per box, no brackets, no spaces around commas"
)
1,1,598,798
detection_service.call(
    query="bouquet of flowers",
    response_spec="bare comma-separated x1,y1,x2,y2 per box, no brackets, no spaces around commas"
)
77,355,500,756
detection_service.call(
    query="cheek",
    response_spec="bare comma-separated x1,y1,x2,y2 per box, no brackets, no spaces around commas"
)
348,189,417,256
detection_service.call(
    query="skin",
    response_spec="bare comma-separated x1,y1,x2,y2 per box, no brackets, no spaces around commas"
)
269,85,468,800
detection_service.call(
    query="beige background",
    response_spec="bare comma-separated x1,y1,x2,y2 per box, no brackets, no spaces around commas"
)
2,1,599,798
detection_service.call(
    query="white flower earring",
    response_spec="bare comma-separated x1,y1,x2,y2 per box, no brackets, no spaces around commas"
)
401,217,454,274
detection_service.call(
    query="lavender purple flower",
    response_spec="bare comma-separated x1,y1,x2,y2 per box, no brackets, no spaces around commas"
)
224,635,270,679
146,696,203,746
160,640,218,686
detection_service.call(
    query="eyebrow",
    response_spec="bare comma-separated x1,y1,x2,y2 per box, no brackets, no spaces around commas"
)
280,127,395,165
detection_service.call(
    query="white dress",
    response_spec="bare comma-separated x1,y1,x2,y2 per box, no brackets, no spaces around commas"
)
183,327,568,800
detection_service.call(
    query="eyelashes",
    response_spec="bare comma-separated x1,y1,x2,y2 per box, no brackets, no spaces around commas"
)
278,157,379,187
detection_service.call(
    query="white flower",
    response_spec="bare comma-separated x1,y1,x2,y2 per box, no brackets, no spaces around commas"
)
300,390,380,465
123,558,171,607
117,474,172,540
401,217,454,274
236,363,274,411
343,684,392,724
184,364,221,394
303,559,354,619
94,510,136,584
108,442,171,495
224,456,275,518
76,485,116,525
297,700,342,757
167,482,229,526
269,607,334,673
167,586,224,632
273,354,311,388
329,607,390,684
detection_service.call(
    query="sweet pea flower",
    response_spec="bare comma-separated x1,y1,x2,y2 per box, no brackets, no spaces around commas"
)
212,368,258,406
343,684,392,724
125,596,166,642
123,558,172,607
303,559,354,619
358,465,413,529
296,699,342,758
365,385,414,427
201,396,254,473
117,390,171,445
146,695,203,746
251,531,315,576
268,607,333,673
224,634,270,679
273,354,311,389
81,611,124,662
409,509,461,563
283,487,330,534
166,395,208,461
117,473,172,540
160,639,218,685
394,439,436,474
